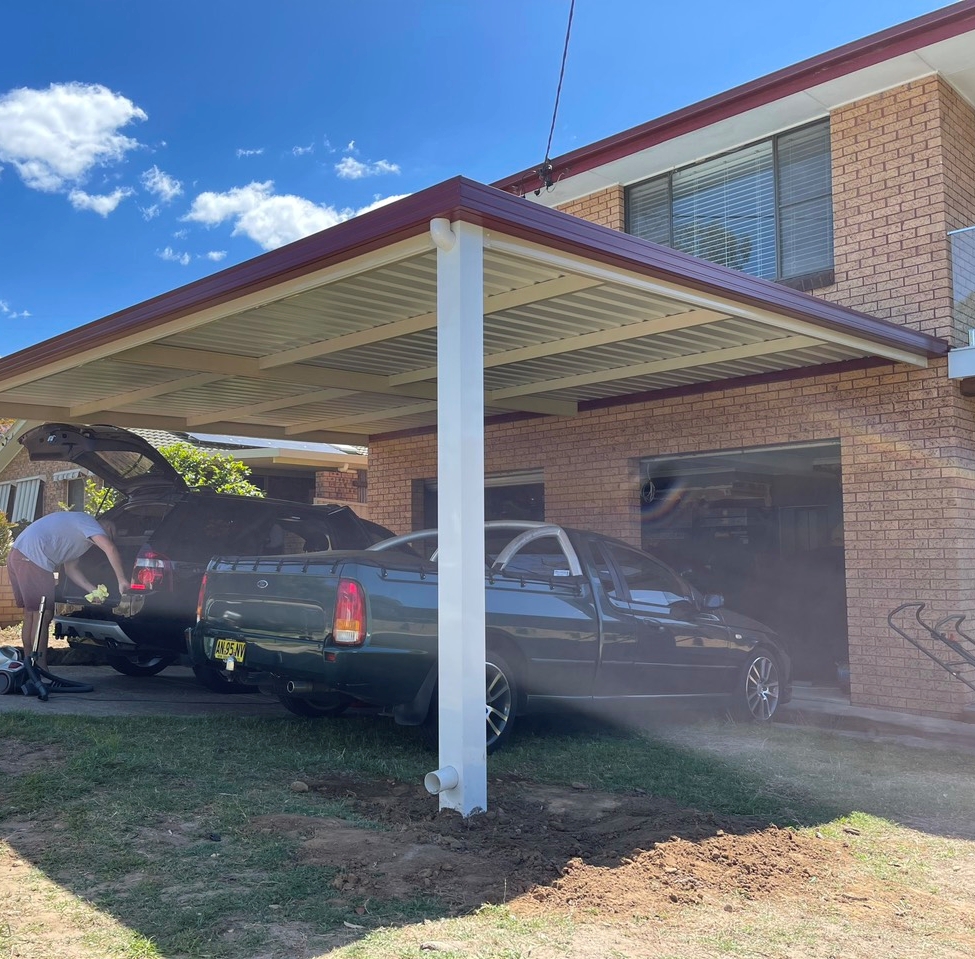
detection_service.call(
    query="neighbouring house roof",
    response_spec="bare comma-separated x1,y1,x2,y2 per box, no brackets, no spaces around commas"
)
0,178,947,444
493,1,975,203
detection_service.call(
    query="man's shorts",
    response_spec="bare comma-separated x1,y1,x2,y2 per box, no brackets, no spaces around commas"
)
7,549,56,612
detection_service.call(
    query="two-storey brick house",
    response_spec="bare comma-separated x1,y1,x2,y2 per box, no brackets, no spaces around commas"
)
2,5,975,721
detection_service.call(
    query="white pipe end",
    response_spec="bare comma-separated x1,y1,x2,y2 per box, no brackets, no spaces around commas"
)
424,765,459,795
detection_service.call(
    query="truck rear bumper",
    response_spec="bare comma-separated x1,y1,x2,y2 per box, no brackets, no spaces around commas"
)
54,616,138,649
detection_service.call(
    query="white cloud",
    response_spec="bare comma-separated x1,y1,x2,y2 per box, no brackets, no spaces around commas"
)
292,143,313,156
68,187,134,216
172,228,188,239
335,156,400,180
183,180,411,251
345,140,356,153
236,147,264,158
0,300,31,319
204,250,227,261
158,246,190,265
140,203,160,221
0,82,146,192
141,164,182,202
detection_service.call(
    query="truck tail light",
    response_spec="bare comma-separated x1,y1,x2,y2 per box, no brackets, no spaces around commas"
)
130,548,173,592
333,579,366,646
196,573,208,622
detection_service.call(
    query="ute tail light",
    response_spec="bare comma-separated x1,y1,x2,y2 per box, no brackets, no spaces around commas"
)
196,573,208,622
332,579,366,646
130,548,173,592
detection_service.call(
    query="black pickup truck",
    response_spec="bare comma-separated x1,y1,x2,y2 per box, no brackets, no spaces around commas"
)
189,521,792,751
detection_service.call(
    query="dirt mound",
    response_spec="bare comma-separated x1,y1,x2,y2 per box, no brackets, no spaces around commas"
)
251,774,878,916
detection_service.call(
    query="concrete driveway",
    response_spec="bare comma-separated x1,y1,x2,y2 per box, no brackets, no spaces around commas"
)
0,664,285,718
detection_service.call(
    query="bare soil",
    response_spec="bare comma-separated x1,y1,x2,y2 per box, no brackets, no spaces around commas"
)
259,773,940,921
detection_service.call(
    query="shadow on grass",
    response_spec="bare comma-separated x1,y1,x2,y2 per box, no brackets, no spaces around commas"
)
1,706,972,958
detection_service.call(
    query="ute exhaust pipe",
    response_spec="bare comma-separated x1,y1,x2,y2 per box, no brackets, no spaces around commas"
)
286,680,314,695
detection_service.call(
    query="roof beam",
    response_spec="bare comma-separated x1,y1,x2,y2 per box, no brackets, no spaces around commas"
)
117,345,438,398
389,307,730,386
70,372,223,418
258,273,602,369
485,335,825,399
185,388,358,428
285,401,440,434
117,344,576,419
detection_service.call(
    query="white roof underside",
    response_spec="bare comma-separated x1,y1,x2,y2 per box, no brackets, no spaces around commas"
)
0,231,930,445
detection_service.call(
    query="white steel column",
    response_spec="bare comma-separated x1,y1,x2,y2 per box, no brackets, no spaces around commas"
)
427,217,486,815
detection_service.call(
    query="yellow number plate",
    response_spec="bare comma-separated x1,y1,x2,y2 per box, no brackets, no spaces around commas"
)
214,638,246,662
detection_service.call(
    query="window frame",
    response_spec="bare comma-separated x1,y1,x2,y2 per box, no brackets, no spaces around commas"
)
624,119,834,289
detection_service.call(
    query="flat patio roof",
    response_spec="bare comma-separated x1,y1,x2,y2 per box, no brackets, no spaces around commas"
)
0,177,945,445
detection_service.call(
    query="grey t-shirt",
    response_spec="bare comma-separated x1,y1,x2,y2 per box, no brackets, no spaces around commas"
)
13,512,106,572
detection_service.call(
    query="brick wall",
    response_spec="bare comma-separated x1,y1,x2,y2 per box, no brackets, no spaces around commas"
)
555,185,625,231
315,468,360,503
0,566,20,628
818,76,973,345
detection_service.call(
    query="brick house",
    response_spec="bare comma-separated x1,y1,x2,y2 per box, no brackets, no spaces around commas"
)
1,4,974,722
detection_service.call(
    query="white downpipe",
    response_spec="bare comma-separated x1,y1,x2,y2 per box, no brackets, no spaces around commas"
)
431,218,487,816
430,217,456,252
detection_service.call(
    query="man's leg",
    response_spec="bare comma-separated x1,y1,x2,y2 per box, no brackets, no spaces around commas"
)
21,608,37,659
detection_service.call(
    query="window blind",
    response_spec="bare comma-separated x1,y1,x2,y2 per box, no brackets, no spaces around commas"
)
625,120,832,283
11,478,41,524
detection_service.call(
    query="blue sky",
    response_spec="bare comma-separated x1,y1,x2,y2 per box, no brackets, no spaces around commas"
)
0,0,952,356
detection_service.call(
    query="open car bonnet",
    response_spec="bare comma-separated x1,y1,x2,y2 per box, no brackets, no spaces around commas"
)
19,423,188,497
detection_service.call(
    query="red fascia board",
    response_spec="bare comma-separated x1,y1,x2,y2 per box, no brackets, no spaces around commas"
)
493,2,975,195
0,177,945,385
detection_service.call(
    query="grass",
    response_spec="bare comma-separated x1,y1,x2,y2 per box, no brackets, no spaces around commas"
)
2,708,975,958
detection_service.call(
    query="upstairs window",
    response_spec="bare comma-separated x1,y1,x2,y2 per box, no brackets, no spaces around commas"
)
626,120,833,288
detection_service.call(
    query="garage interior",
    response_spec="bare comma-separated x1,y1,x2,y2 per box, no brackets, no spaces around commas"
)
640,441,847,684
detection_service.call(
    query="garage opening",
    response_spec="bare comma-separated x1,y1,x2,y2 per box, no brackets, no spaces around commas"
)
639,441,846,684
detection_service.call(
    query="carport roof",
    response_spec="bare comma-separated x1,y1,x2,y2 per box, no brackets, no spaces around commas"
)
0,177,947,445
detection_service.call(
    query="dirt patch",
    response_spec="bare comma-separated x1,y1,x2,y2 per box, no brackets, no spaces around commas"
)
0,738,63,776
251,773,900,918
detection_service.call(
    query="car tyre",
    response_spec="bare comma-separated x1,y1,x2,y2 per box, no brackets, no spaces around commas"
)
276,691,351,718
106,653,176,677
731,648,782,723
422,652,519,755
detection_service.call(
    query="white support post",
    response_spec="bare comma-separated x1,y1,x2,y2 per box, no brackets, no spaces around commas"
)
429,217,486,816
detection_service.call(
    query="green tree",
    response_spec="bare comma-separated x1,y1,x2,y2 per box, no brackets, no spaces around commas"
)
84,442,264,514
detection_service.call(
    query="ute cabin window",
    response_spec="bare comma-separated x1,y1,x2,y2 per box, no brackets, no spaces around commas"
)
626,120,833,288
502,535,571,579
603,543,686,608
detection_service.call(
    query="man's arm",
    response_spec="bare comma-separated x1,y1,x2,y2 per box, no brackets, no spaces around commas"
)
89,533,131,594
62,557,99,595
